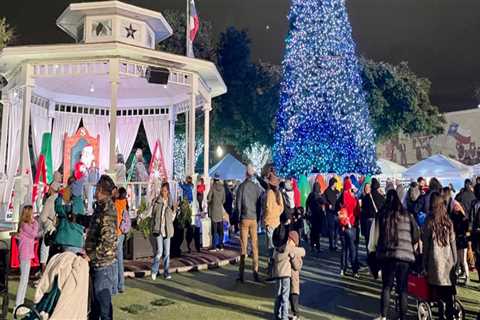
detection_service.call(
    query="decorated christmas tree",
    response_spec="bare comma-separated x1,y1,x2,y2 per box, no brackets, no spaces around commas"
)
274,0,378,176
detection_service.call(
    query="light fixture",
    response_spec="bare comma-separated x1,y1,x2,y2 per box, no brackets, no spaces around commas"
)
89,82,95,93
216,146,224,158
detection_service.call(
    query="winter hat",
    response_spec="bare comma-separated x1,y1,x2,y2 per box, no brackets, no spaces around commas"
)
288,231,299,246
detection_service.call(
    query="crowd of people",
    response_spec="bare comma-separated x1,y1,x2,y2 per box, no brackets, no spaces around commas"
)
232,167,480,320
9,154,480,320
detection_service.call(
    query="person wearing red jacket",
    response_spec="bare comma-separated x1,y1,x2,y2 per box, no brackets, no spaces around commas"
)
338,177,360,278
197,178,206,212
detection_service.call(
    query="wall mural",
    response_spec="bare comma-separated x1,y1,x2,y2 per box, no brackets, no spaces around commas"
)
378,109,480,166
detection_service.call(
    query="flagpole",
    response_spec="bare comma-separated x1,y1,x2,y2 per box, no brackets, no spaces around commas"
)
186,0,190,57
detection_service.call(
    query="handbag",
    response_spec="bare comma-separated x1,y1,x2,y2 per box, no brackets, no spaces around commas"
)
407,274,430,301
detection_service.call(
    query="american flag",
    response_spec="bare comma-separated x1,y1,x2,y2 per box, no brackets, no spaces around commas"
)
187,0,200,58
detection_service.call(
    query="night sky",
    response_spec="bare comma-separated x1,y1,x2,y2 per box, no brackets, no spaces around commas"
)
3,0,480,111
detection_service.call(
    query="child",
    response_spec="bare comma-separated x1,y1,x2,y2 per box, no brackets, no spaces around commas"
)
15,205,39,315
289,231,306,320
273,230,301,320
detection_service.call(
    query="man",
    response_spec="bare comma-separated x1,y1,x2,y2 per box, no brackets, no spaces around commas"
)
324,177,339,251
207,174,226,251
85,175,118,320
417,176,427,195
455,179,476,221
236,165,262,282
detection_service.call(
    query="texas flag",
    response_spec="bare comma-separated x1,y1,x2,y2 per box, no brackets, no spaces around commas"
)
448,122,471,144
187,0,200,58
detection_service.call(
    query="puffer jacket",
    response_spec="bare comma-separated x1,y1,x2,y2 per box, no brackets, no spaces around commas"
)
207,181,226,223
273,242,298,279
291,246,306,295
85,199,118,268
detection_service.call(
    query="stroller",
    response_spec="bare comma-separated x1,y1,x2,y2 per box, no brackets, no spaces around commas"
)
407,274,465,320
13,277,61,320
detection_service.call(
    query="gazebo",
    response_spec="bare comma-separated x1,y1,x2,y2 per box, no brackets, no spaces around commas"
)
0,1,226,222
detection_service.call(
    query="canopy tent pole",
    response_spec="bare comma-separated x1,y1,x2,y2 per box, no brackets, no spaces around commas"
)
108,58,120,174
169,106,176,179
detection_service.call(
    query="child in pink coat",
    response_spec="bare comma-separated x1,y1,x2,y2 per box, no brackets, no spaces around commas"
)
15,205,39,314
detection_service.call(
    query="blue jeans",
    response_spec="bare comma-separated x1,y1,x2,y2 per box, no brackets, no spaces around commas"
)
116,234,125,292
274,277,290,320
91,263,115,320
266,227,275,276
327,210,339,249
340,227,358,273
15,260,30,308
151,236,171,276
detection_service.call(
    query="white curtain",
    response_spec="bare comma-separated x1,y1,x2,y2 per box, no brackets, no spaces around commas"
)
116,117,141,162
51,113,81,172
30,104,52,161
3,96,23,203
82,115,110,173
142,116,171,176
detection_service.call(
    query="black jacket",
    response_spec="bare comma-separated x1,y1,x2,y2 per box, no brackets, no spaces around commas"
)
306,184,325,226
455,189,476,221
323,187,339,212
361,191,385,221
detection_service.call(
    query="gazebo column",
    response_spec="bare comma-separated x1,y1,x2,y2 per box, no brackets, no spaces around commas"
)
19,65,34,175
187,74,198,176
0,95,10,175
108,59,120,174
169,106,177,180
203,98,212,182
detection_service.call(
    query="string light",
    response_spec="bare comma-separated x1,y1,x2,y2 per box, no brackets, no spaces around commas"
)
273,0,378,177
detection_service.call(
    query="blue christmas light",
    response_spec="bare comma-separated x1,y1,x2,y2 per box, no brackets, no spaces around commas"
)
274,0,378,177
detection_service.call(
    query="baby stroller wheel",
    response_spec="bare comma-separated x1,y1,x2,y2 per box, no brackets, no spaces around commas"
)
417,301,432,320
14,304,42,319
454,297,465,320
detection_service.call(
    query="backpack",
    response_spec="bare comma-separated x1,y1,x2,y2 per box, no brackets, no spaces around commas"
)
120,209,131,234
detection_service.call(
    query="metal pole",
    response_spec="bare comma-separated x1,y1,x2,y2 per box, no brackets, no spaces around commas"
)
186,0,190,57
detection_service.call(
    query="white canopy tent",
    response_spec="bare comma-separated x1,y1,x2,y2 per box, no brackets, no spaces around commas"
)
209,154,246,181
403,154,473,190
377,158,407,179
0,1,227,222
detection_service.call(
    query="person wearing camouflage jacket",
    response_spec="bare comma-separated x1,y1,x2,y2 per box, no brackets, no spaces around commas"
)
86,175,118,320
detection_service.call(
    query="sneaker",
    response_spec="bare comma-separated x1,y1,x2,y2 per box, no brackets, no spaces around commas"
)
353,273,360,279
373,317,386,320
164,274,172,280
339,270,345,277
151,273,157,281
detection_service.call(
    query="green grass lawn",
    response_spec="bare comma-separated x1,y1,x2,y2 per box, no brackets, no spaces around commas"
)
6,241,480,320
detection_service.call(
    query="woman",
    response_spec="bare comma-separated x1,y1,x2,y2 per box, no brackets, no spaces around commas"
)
423,192,457,320
306,182,325,252
264,174,284,278
114,187,128,293
338,177,360,277
374,190,419,320
405,182,420,215
151,183,176,280
15,205,39,315
360,178,385,250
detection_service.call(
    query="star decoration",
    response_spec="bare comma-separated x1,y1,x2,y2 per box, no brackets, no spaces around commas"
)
125,24,137,39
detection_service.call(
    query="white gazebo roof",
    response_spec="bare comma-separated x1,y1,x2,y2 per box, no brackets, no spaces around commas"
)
0,42,226,108
57,1,173,43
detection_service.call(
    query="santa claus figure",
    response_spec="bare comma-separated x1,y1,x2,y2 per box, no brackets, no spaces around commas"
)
71,144,95,215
